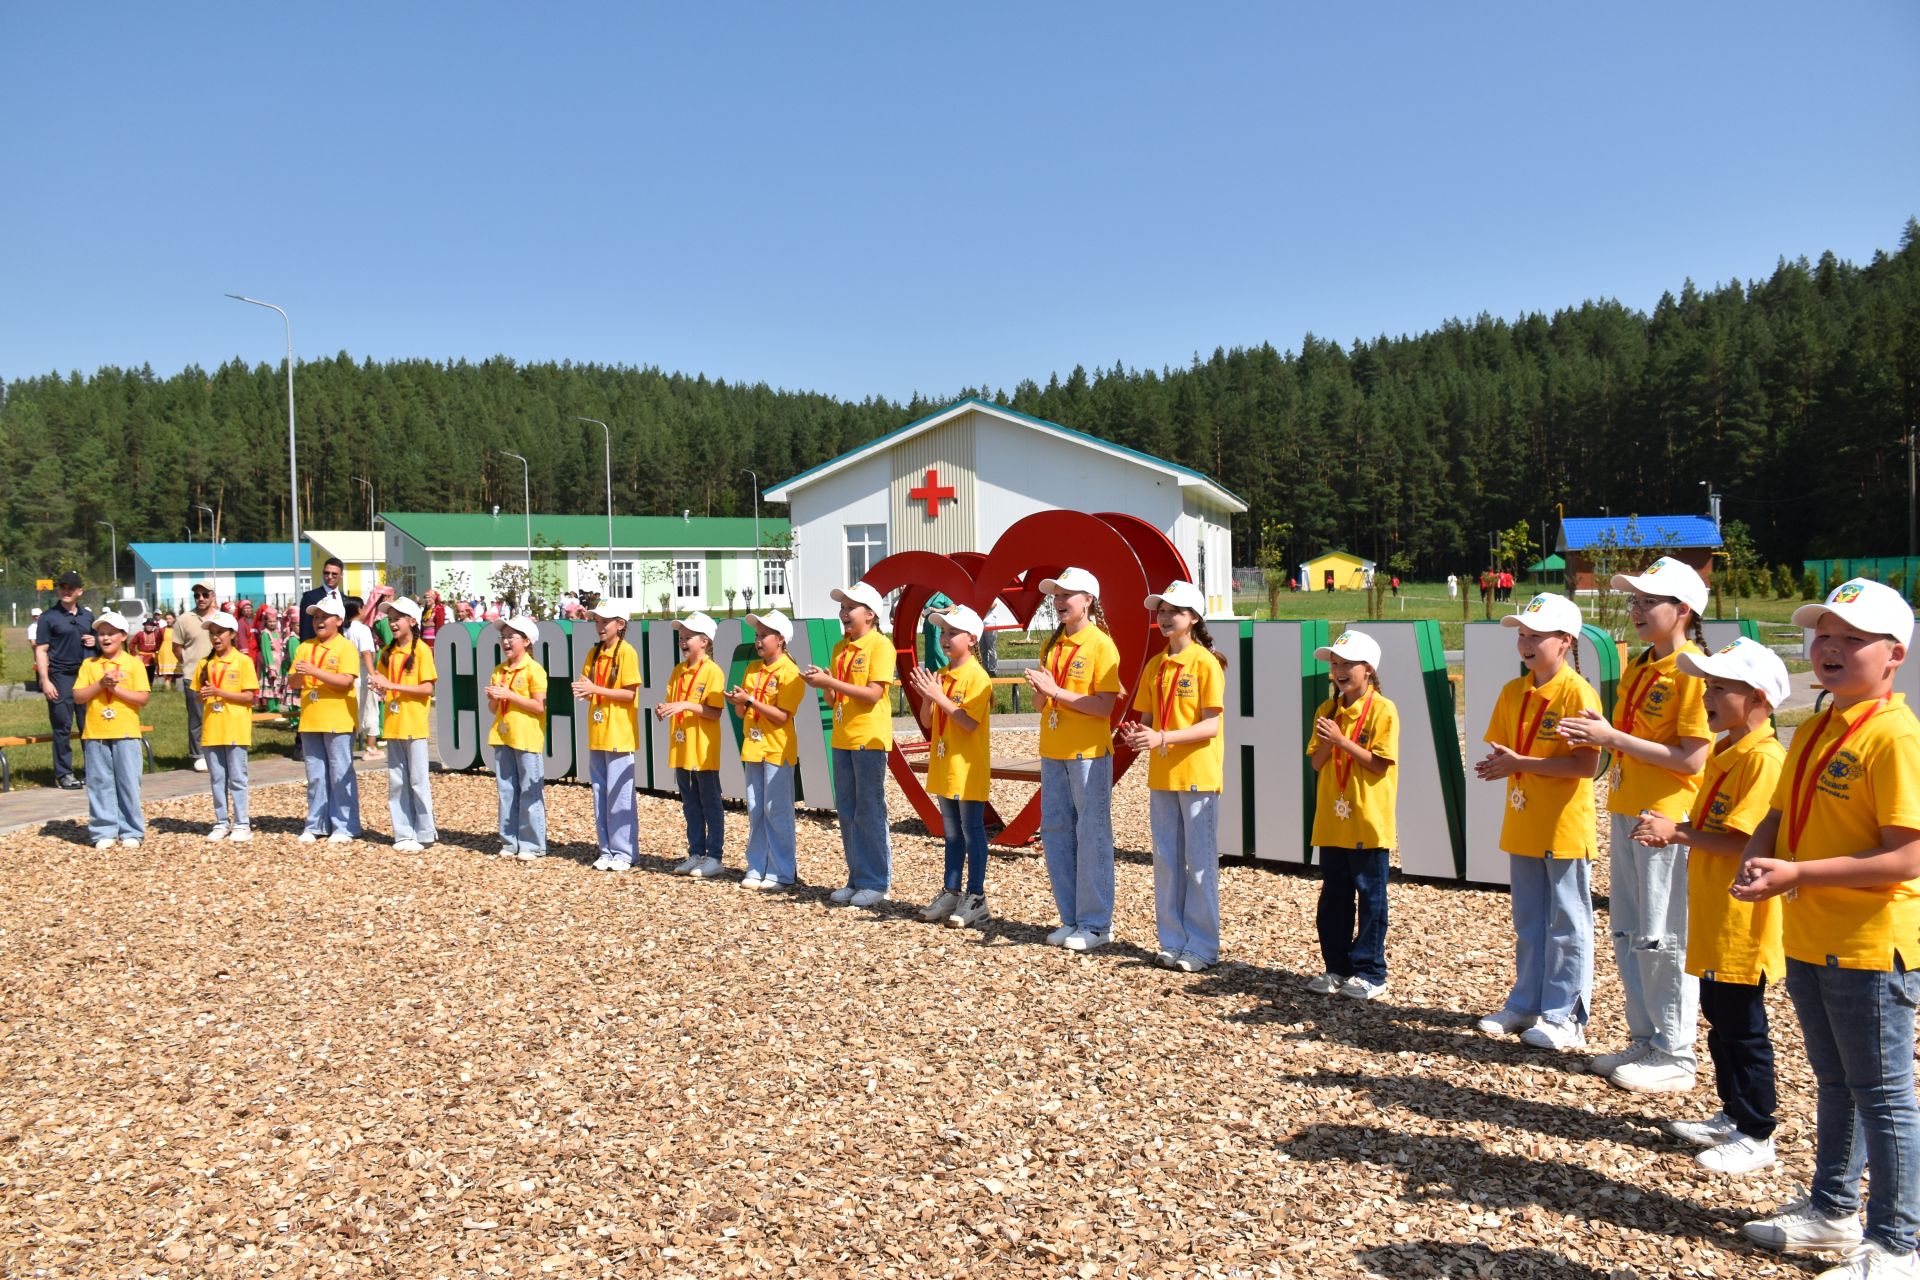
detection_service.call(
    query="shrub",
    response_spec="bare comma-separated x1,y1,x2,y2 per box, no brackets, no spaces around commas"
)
1800,570,1821,600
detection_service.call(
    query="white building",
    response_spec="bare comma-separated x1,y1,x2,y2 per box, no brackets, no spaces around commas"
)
764,397,1245,619
129,542,308,612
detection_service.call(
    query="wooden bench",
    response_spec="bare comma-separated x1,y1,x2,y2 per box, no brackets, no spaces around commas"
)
0,726,156,792
897,740,1044,782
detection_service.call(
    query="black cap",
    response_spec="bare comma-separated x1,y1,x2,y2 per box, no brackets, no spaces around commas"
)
55,570,83,589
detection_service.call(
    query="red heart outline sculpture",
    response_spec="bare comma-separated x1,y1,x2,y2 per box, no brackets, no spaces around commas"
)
861,510,1189,846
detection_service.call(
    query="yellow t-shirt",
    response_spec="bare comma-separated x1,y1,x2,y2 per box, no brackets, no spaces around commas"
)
377,640,438,742
1685,727,1786,983
1306,690,1400,849
739,653,806,767
192,650,260,748
1484,665,1603,859
1770,693,1920,970
583,640,641,755
828,630,898,752
488,658,549,753
294,634,360,735
1037,625,1122,761
926,656,992,802
1131,645,1226,792
77,652,149,740
666,655,726,771
1608,644,1711,817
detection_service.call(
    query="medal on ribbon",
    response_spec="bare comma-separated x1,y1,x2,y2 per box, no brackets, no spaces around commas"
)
935,740,947,759
591,709,605,724
673,729,686,744
1509,787,1527,812
1047,709,1060,731
1333,796,1351,821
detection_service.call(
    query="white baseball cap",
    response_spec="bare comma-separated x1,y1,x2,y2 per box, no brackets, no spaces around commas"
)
928,605,984,638
1501,592,1583,636
1144,580,1206,615
585,599,635,622
92,611,131,634
1315,628,1382,667
830,582,889,619
1793,577,1916,647
672,611,719,642
1677,636,1792,707
745,609,794,641
206,610,239,632
384,596,422,623
306,594,346,619
1037,567,1101,599
1611,556,1709,614
500,615,540,642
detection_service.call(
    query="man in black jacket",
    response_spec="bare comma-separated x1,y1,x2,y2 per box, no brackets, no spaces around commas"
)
297,558,346,642
34,570,95,789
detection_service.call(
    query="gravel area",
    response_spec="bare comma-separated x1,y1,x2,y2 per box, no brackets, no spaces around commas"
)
0,733,1840,1278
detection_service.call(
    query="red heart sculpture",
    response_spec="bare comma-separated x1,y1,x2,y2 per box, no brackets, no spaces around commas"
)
861,510,1187,846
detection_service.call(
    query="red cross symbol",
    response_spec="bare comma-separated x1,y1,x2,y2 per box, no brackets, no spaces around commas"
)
909,468,957,518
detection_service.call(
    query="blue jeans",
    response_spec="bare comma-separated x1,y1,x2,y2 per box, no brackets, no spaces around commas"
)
1040,756,1114,932
939,796,989,897
494,748,547,853
676,767,724,860
83,737,144,842
300,732,360,837
1608,813,1698,1065
205,744,250,829
589,749,636,860
832,747,892,892
1317,846,1388,983
744,760,797,884
386,738,435,844
1150,790,1221,963
1787,956,1920,1255
1503,852,1593,1027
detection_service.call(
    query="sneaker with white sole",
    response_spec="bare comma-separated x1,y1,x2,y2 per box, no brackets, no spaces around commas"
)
1306,972,1342,995
93,837,116,851
829,885,858,904
1666,1111,1739,1147
1475,1009,1536,1036
740,870,765,887
1155,950,1180,969
495,844,518,857
920,889,963,923
1697,1132,1776,1174
1610,1053,1696,1095
1589,1041,1653,1077
327,830,353,845
1520,1018,1588,1051
1176,953,1212,974
121,836,142,849
591,854,614,871
193,757,208,772
1742,1197,1865,1253
946,894,988,928
749,874,785,890
688,856,725,878
228,827,252,843
1063,929,1111,953
849,888,885,908
207,825,230,842
1815,1241,1920,1278
670,855,701,875
394,839,423,852
517,849,546,861
299,832,320,844
607,856,634,873
1045,924,1077,947
1339,975,1388,1000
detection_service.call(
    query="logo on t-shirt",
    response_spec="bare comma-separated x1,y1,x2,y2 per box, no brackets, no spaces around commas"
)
1818,749,1864,800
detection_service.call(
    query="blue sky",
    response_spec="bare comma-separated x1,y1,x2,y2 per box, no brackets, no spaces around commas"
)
3,2,1915,401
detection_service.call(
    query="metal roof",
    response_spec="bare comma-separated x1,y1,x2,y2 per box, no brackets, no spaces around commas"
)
130,542,302,571
379,512,789,551
1559,515,1722,551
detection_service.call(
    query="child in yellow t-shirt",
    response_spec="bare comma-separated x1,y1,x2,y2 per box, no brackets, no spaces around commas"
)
75,611,152,848
192,610,260,842
1023,567,1122,951
1120,582,1227,973
294,596,364,843
728,610,808,889
659,611,727,878
1305,629,1399,1000
907,605,994,930
371,598,438,852
1473,593,1603,1051
1734,580,1920,1263
487,616,549,860
1629,638,1789,1176
803,583,900,908
572,601,641,872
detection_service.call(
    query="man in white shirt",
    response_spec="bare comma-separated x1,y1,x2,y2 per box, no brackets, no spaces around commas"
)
298,558,346,642
344,594,378,755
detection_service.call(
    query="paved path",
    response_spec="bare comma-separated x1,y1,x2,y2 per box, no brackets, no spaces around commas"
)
0,756,387,838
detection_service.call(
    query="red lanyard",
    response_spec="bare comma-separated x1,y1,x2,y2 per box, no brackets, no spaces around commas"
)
1786,696,1887,855
746,663,780,723
931,671,959,741
1048,640,1082,689
669,664,699,725
207,657,227,690
1332,691,1375,794
1515,687,1549,756
387,649,412,688
1155,655,1186,734
832,641,863,710
1614,661,1662,736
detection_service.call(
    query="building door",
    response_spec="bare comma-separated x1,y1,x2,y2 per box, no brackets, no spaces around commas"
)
1323,568,1335,592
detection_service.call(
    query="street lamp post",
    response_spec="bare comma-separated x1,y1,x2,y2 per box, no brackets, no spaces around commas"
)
227,295,300,607
95,520,117,594
194,504,218,593
741,469,761,607
577,418,614,596
352,475,375,591
499,451,531,609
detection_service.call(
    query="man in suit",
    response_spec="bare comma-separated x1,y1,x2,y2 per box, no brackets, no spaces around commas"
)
298,558,346,642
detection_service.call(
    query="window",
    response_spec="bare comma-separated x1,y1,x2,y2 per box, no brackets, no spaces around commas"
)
674,559,702,600
397,566,419,598
608,560,635,599
1197,538,1209,602
761,559,788,599
846,524,887,581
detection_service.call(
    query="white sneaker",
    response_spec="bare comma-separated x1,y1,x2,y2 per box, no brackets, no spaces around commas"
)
1520,1018,1588,1051
1589,1041,1652,1077
849,888,885,908
1743,1197,1865,1253
740,870,765,887
687,856,725,878
920,889,963,923
120,837,142,849
671,855,701,875
228,827,252,844
93,838,116,851
517,849,545,861
1610,1053,1696,1095
591,854,614,871
1155,949,1180,969
1475,1009,1535,1036
1697,1132,1776,1174
394,839,423,852
1306,972,1342,995
606,856,634,873
1666,1111,1739,1146
829,885,858,904
946,894,988,928
193,757,208,773
748,875,784,891
1045,924,1077,947
299,832,320,844
497,845,519,858
327,830,353,845
1175,953,1211,974
1815,1241,1920,1278
1339,975,1388,1001
207,825,230,842
1063,928,1110,953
